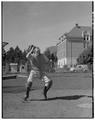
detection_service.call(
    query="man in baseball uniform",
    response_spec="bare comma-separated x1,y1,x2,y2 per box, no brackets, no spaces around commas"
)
24,45,53,101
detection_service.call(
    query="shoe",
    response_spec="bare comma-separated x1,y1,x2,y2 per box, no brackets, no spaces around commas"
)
44,95,47,100
44,92,47,100
23,95,28,101
43,88,48,100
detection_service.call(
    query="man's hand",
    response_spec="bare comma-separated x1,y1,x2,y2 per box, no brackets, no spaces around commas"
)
26,45,36,58
26,45,34,54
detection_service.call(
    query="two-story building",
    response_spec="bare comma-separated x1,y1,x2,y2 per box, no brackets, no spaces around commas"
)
57,24,92,68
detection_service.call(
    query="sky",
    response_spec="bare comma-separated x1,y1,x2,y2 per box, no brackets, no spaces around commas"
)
2,2,92,52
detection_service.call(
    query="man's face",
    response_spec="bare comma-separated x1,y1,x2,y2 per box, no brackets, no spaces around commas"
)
34,47,40,56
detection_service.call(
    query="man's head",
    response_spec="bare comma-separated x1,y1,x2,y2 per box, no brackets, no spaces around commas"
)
34,47,41,56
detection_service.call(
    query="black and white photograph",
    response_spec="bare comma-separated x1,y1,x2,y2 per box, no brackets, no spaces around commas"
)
2,1,94,118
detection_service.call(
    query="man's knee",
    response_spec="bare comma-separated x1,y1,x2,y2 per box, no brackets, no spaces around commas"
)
48,80,53,88
27,70,35,82
26,82,32,90
45,80,53,90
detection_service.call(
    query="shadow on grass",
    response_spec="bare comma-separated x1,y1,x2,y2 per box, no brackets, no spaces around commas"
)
30,95,92,101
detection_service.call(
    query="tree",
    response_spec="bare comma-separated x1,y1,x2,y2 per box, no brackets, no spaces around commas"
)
20,50,27,64
5,46,24,64
14,46,22,64
6,47,15,63
77,45,93,65
44,48,57,69
2,48,6,66
44,48,51,60
50,53,57,63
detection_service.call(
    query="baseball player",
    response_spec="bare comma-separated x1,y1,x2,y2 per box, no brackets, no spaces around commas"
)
24,45,53,101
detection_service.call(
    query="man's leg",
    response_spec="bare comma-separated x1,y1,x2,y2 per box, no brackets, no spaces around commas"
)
24,70,34,101
43,76,53,100
24,82,32,101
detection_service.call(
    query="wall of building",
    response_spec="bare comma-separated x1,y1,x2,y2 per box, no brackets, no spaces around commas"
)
57,39,67,67
57,39,85,67
57,40,66,59
66,41,84,66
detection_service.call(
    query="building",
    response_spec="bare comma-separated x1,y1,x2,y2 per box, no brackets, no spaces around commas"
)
19,63,28,73
57,24,92,68
10,63,18,73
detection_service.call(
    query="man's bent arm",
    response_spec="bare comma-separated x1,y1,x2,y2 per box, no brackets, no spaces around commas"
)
26,48,34,58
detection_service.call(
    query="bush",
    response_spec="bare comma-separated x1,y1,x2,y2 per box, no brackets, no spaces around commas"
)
77,45,93,65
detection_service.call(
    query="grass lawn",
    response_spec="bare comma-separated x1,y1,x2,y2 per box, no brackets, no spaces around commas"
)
2,72,93,118
3,72,92,94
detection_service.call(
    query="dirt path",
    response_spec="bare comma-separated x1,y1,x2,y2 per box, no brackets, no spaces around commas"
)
3,89,93,118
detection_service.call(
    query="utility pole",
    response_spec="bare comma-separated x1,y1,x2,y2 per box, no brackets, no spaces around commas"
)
92,1,94,118
82,31,87,48
71,41,72,67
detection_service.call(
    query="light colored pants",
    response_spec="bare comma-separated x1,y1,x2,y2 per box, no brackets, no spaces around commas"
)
27,70,51,86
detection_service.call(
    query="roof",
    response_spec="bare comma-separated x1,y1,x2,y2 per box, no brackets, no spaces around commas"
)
66,24,92,38
2,42,8,47
10,63,18,65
